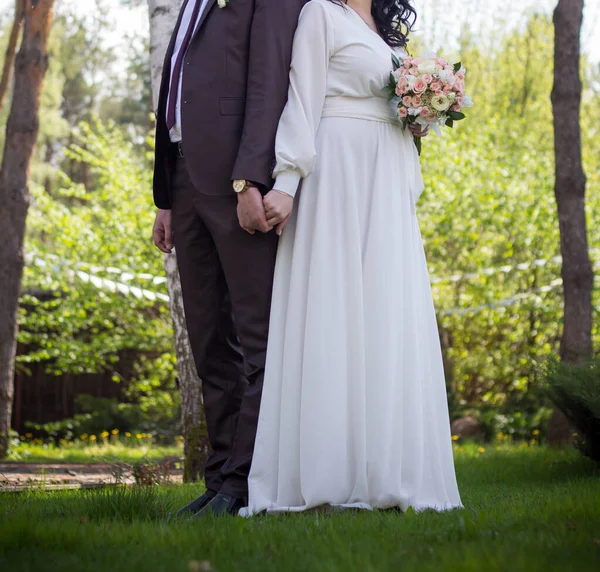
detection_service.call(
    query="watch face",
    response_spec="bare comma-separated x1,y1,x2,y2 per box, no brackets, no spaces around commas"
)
233,180,246,193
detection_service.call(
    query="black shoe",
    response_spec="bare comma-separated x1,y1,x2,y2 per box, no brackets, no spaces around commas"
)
176,490,217,517
194,493,247,518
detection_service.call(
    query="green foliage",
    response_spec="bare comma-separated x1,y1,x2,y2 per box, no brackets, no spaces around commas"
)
20,120,178,433
419,14,600,416
476,407,553,442
26,393,180,443
544,356,600,462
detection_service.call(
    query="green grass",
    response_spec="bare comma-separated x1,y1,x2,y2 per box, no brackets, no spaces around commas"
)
5,442,183,464
1,445,599,572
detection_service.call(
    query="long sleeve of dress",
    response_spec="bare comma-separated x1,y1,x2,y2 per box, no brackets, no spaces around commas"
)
273,1,335,198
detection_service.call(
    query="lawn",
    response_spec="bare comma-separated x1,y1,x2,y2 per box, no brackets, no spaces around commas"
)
1,445,599,572
6,441,183,464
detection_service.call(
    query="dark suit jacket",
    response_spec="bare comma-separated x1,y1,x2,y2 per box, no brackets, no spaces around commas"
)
153,0,307,209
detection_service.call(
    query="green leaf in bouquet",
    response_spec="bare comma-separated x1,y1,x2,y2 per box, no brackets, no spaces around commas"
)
381,85,394,100
446,117,454,128
382,72,397,101
453,62,462,73
392,53,401,71
447,110,466,121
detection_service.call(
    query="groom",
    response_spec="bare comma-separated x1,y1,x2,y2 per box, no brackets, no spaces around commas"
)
152,0,305,516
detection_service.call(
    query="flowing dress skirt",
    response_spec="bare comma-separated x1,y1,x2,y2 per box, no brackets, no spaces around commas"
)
242,116,462,514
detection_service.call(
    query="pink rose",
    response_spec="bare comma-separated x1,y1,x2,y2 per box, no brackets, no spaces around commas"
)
413,78,427,94
456,72,465,81
443,84,452,95
410,67,419,75
452,104,461,112
398,107,408,118
396,78,409,94
430,81,443,92
404,60,412,68
456,96,464,106
454,80,465,93
412,95,422,107
402,95,412,107
437,58,448,67
422,74,433,84
420,106,430,117
400,68,409,76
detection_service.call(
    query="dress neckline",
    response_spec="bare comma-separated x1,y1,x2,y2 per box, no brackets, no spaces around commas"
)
345,4,388,48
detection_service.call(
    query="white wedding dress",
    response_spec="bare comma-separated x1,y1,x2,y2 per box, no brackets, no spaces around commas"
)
241,0,462,515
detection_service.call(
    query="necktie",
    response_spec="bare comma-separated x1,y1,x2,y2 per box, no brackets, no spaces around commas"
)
166,0,203,131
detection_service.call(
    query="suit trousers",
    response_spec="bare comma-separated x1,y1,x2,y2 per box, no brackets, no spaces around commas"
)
170,154,278,498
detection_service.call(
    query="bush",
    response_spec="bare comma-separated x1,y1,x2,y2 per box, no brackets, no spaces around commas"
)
26,394,181,444
544,356,600,462
477,407,553,442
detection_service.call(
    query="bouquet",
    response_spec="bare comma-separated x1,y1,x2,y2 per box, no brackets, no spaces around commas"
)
384,52,472,155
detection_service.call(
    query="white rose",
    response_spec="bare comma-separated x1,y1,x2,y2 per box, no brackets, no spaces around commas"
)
408,107,423,116
438,69,456,85
447,92,456,100
218,0,227,7
406,75,417,89
417,60,436,75
461,95,473,108
431,94,451,112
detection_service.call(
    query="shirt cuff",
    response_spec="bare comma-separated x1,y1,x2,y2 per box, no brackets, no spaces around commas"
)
274,170,302,198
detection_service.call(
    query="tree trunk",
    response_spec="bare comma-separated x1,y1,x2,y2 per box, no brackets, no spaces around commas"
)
0,0,26,117
148,0,208,482
551,0,593,363
0,0,56,459
548,0,593,446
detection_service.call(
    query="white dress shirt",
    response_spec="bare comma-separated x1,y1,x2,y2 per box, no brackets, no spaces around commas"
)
167,0,211,143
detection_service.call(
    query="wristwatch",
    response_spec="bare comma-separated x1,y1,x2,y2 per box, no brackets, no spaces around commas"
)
233,179,250,194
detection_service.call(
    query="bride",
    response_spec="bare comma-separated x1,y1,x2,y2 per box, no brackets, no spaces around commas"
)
243,0,462,514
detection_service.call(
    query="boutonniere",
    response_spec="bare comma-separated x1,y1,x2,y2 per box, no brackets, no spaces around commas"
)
218,0,230,7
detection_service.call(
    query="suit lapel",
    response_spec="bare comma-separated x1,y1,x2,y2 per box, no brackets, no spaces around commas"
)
192,0,217,42
163,0,192,75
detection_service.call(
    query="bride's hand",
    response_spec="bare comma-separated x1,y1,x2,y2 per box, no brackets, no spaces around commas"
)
264,190,293,236
409,124,430,138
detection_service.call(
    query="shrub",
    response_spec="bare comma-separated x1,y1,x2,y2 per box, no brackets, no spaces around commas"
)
544,356,600,462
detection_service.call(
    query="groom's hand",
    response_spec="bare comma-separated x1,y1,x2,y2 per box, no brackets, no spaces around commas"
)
264,190,293,236
237,186,272,235
409,124,430,138
153,209,173,254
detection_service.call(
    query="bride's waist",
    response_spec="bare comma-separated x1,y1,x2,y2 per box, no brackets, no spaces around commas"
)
321,96,399,124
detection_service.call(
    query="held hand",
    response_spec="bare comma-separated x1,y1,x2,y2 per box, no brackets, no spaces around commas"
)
264,190,293,236
409,123,430,138
237,186,272,234
153,209,174,254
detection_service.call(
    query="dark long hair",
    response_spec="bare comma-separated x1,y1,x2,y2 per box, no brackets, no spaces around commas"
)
328,0,417,47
